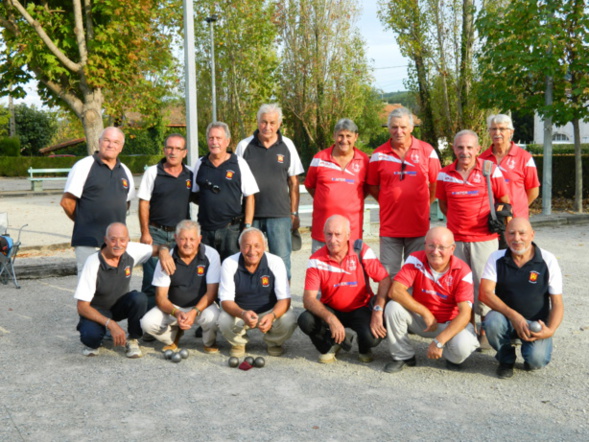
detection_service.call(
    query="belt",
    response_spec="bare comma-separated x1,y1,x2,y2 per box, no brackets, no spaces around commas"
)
227,216,244,227
149,222,176,232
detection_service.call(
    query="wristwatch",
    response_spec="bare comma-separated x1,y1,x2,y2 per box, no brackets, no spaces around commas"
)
244,223,252,228
373,305,383,312
433,338,444,349
291,211,299,217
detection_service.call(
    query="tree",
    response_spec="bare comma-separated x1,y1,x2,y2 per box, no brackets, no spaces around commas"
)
0,0,179,154
276,0,381,166
12,103,57,155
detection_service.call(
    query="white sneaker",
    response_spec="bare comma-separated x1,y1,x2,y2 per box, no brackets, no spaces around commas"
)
125,339,142,359
83,346,99,357
318,344,341,364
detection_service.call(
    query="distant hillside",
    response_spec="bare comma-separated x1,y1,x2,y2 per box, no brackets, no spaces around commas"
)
381,91,417,110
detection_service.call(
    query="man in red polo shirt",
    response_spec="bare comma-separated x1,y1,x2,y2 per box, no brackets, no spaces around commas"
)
383,226,479,373
479,114,540,219
367,106,441,277
298,215,390,364
436,130,509,347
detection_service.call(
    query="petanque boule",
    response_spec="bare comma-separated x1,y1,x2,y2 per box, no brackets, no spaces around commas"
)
228,357,239,368
179,349,189,359
163,349,174,360
171,352,182,363
254,357,265,368
244,356,254,365
529,321,542,333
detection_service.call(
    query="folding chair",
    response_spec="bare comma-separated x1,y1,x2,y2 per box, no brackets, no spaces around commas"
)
0,212,28,289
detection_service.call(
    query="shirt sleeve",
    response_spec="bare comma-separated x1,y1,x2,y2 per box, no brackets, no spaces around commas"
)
361,244,389,283
126,242,154,266
267,253,291,300
121,164,136,201
540,249,563,295
64,156,93,198
366,152,381,186
304,156,319,189
218,255,239,302
237,157,260,197
481,250,503,282
204,245,221,284
191,158,203,192
73,253,100,302
284,138,305,176
427,149,442,184
137,165,157,201
523,154,541,189
453,268,474,304
435,171,448,201
304,258,322,291
151,259,171,287
491,165,509,200
393,257,419,288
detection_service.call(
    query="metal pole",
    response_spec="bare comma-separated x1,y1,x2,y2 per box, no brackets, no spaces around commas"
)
183,0,199,166
205,15,218,123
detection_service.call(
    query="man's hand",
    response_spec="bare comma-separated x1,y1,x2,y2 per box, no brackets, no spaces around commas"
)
529,320,553,341
370,311,387,339
423,311,438,332
257,313,275,333
242,310,259,329
291,215,300,231
176,310,197,330
108,321,127,347
140,232,153,245
326,316,346,344
426,341,443,359
158,248,176,275
510,313,532,341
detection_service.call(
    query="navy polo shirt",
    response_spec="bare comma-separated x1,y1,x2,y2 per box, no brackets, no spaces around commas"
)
138,159,192,227
65,154,134,247
194,153,244,230
166,244,213,307
488,243,560,321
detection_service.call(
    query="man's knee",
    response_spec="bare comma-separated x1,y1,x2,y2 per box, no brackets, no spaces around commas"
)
77,318,104,348
297,310,319,334
483,311,508,337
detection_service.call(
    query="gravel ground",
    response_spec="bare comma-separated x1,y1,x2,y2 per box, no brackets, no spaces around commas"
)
1,224,588,441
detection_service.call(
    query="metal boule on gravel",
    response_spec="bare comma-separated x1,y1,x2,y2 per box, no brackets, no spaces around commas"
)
254,357,265,368
179,349,189,359
244,356,254,365
171,352,182,363
228,357,239,368
163,349,174,360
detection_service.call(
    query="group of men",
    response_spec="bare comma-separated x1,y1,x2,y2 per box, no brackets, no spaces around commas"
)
62,104,563,379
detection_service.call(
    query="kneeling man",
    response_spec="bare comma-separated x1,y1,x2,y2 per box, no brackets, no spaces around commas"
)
384,226,479,373
218,227,297,357
298,215,390,364
141,220,221,353
480,218,564,379
74,222,161,358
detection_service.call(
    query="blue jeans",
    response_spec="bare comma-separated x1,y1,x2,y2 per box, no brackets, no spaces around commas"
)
77,290,147,349
142,225,175,309
253,217,292,280
484,310,553,369
201,223,241,262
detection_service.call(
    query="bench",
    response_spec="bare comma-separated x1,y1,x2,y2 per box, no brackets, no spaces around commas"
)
27,167,71,191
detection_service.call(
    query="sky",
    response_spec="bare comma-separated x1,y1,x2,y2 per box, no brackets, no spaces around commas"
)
3,1,409,109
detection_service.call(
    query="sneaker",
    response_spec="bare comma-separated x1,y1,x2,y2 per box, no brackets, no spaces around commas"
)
83,346,99,357
523,361,540,372
162,343,178,352
383,356,417,373
318,344,341,364
267,345,284,357
446,360,463,371
496,363,514,379
476,333,492,352
358,350,374,363
125,339,143,358
203,344,220,354
230,345,246,357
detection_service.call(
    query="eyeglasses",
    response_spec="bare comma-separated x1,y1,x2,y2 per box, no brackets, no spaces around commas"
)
399,161,406,181
426,244,454,252
489,127,512,133
164,146,186,152
204,180,220,194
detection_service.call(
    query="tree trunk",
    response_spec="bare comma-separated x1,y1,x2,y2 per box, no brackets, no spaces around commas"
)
459,0,475,128
414,54,438,153
542,74,553,215
81,91,104,155
573,117,583,212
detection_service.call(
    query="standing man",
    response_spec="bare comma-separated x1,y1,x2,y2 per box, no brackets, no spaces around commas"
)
383,227,479,373
298,215,390,364
218,227,297,357
436,130,510,346
140,220,221,353
137,133,192,308
235,104,304,280
480,218,564,379
367,107,441,277
193,122,259,261
479,114,540,219
61,127,135,275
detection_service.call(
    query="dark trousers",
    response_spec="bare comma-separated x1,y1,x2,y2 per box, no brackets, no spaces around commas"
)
77,290,147,349
298,305,382,354
201,222,241,262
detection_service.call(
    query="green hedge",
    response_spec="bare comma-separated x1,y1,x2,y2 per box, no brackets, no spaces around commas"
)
527,144,589,155
0,136,21,156
0,155,164,177
534,154,589,198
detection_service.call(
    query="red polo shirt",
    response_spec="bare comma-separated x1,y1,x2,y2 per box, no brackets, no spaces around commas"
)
304,146,369,242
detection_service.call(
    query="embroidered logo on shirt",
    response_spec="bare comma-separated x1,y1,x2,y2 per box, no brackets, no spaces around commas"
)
124,266,131,277
351,162,361,173
347,257,357,271
261,275,270,287
277,154,284,163
410,152,420,163
121,178,129,189
529,271,539,284
186,179,192,189
197,265,205,276
507,158,516,169
471,172,482,183
225,170,235,180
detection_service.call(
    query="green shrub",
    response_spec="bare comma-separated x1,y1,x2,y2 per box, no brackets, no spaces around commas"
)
527,144,589,155
534,154,589,198
0,136,21,156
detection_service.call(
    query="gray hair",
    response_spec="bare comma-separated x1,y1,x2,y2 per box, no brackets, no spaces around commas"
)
453,129,480,146
99,126,125,143
239,227,267,248
387,106,414,127
206,122,231,140
257,103,283,123
487,114,514,131
175,220,201,237
333,118,358,135
164,133,186,146
105,222,128,238
324,214,351,235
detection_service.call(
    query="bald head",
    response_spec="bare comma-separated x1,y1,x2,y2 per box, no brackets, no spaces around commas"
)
103,222,130,259
424,227,455,272
505,217,535,256
324,215,351,257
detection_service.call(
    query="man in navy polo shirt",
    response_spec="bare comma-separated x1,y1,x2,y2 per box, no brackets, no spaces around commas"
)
235,104,304,280
480,218,564,379
74,223,161,358
218,227,297,357
141,220,221,353
61,127,135,276
138,133,192,309
193,122,259,261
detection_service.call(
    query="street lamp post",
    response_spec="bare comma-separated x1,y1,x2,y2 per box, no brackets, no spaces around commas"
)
205,14,218,123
